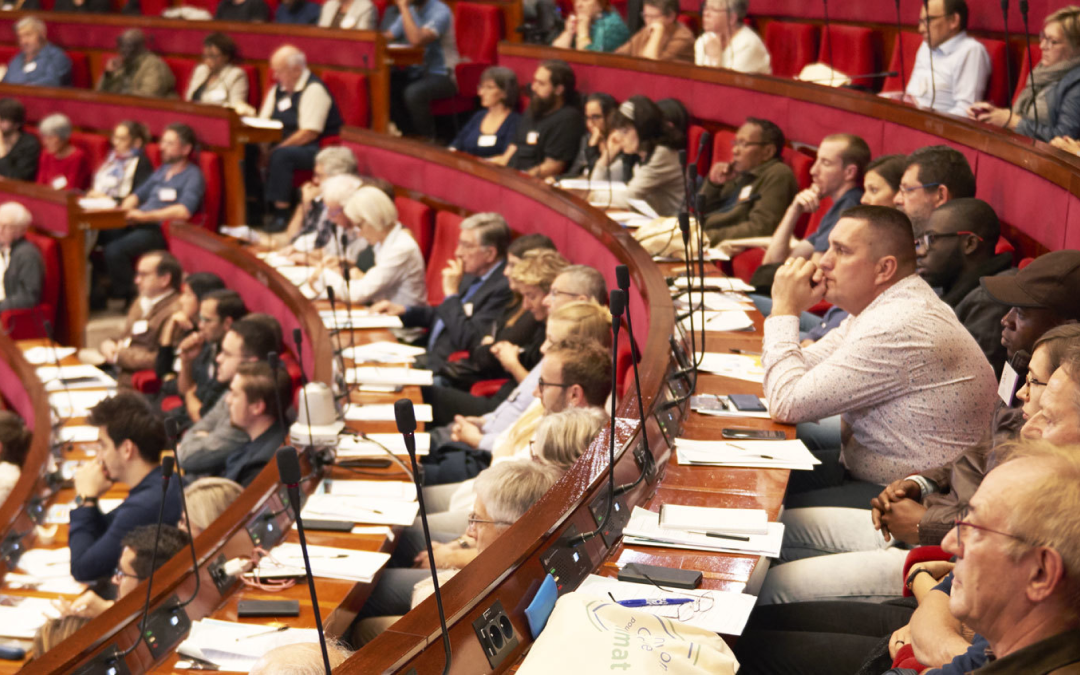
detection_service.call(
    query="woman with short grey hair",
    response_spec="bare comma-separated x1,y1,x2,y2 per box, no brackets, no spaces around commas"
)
36,113,91,191
278,146,360,257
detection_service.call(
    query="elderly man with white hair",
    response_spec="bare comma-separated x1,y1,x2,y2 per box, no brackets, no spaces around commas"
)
259,45,344,233
2,18,72,87
279,145,359,254
307,185,427,306
0,202,43,312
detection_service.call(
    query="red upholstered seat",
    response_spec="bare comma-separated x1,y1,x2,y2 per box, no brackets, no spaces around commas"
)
68,51,91,88
617,338,633,397
426,210,463,305
470,378,508,397
799,195,832,239
687,124,711,177
316,69,370,128
185,0,220,14
783,147,814,191
1018,256,1034,269
136,0,170,14
239,63,261,109
995,234,1015,263
764,22,819,79
69,131,109,172
677,13,700,35
710,128,736,166
145,144,222,232
0,229,61,340
0,46,17,66
728,194,833,284
431,3,504,118
395,196,434,260
975,37,1011,108
1013,44,1044,105
901,545,950,597
817,25,878,90
372,0,389,22
131,370,162,395
164,57,198,98
881,32,922,95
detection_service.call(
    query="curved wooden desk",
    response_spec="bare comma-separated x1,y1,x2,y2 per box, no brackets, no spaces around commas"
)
497,43,1080,256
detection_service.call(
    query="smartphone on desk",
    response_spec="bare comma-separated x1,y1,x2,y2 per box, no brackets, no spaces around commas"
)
722,428,785,440
727,394,767,412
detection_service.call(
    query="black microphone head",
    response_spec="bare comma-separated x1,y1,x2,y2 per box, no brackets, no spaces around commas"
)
276,445,302,485
678,212,691,244
394,398,417,435
292,328,303,349
678,148,687,168
326,285,336,306
164,418,179,450
340,232,349,248
615,265,630,293
698,130,712,151
1000,0,1008,11
267,351,281,371
609,289,626,318
162,456,175,479
687,162,697,179
695,193,707,217
1019,0,1028,14
42,319,53,338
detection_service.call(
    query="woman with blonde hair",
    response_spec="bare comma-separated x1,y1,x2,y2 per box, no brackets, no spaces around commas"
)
531,406,607,471
180,477,243,538
30,616,90,660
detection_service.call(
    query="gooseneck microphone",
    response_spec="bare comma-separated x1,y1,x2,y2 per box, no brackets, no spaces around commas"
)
266,352,289,429
822,0,835,86
325,286,350,407
999,0,1015,129
612,267,654,497
166,420,201,611
112,456,175,663
571,288,625,547
677,213,699,389
693,193,709,367
394,399,452,675
1019,0,1039,129
292,328,316,450
894,0,908,95
276,446,332,675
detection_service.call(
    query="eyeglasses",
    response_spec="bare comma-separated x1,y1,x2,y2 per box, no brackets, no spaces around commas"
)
1025,372,1049,389
731,139,767,149
467,512,512,528
585,114,606,122
952,506,1030,555
913,230,985,250
547,287,580,300
898,181,942,195
537,377,572,393
918,13,944,25
1040,32,1064,47
113,567,142,583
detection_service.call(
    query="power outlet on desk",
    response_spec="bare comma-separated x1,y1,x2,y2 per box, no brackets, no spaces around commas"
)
247,502,285,549
471,599,518,669
539,523,593,594
72,645,131,675
208,554,236,596
588,492,631,548
634,442,658,485
142,595,191,659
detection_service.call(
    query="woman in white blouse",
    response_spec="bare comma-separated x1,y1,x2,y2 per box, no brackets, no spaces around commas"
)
185,33,253,115
318,0,376,29
87,120,154,203
308,186,427,307
694,0,771,74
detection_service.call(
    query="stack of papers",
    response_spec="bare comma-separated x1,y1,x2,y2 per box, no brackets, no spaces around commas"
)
696,353,765,383
689,394,771,419
14,548,85,595
623,506,784,557
672,276,755,293
253,543,390,582
337,432,430,457
299,494,419,526
275,266,317,286
256,252,294,268
36,364,117,391
178,618,319,672
77,196,120,211
318,479,416,501
676,438,821,471
344,403,432,423
57,425,102,443
575,575,757,636
241,116,285,130
319,310,404,331
21,345,76,365
607,210,655,229
343,341,426,364
680,309,755,334
49,389,113,417
678,292,754,312
218,224,262,242
659,504,769,536
45,499,122,525
0,597,60,638
344,367,433,387
654,248,731,263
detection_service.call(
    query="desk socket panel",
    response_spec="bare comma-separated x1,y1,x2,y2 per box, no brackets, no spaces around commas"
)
472,599,518,669
72,645,132,675
142,595,191,659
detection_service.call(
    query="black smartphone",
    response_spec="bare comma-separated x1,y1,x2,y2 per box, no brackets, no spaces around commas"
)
722,428,786,440
728,394,767,412
237,599,300,617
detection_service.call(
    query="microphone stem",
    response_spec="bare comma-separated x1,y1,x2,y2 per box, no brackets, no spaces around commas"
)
614,298,652,496
288,483,332,675
116,473,171,660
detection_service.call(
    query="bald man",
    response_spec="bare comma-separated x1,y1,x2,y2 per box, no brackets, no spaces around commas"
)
96,29,175,98
257,45,344,232
764,205,997,506
914,198,1014,374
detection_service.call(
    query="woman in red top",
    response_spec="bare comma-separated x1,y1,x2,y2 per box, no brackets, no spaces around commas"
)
35,113,90,191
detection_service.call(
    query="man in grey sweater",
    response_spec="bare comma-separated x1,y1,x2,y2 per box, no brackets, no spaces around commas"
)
0,202,44,313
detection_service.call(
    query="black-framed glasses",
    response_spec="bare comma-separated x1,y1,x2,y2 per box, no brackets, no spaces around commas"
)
537,378,572,392
1040,32,1064,46
547,287,580,300
113,567,142,583
914,230,985,250
918,13,944,25
1025,372,1049,389
952,506,1030,555
731,139,766,149
898,181,942,195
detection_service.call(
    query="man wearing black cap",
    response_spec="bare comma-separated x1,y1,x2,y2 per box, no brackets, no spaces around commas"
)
984,250,1080,361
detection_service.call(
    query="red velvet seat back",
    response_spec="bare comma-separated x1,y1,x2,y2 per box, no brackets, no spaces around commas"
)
975,37,1011,108
687,124,711,178
185,0,220,14
68,51,91,88
783,146,814,191
137,0,170,14
0,46,16,65
164,57,198,98
1013,44,1044,105
427,210,463,305
764,22,819,79
2,228,61,339
69,131,110,175
239,63,261,109
710,128,736,166
395,196,434,261
817,24,878,90
457,3,502,65
798,195,833,239
315,69,370,128
881,32,922,94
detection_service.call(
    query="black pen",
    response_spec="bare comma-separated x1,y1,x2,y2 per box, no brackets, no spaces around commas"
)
729,349,762,356
688,530,751,542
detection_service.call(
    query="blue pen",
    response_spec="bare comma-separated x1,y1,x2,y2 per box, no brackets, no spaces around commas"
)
615,598,693,608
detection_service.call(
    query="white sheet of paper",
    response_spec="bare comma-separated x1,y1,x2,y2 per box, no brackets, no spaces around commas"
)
20,345,76,365
627,198,659,219
695,353,765,383
322,314,404,330
275,266,317,286
240,116,285,130
0,598,59,638
45,499,123,525
219,225,262,242
623,506,784,558
178,618,319,672
336,432,430,457
672,276,754,292
36,364,117,391
57,425,100,443
319,479,416,501
343,341,427,363
49,389,113,417
659,504,769,536
344,367,434,386
344,404,431,423
300,494,419,527
676,438,820,470
251,543,390,582
77,197,120,211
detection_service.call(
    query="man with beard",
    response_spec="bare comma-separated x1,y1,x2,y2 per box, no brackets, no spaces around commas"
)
101,123,205,304
913,198,1014,374
493,59,584,179
893,144,976,230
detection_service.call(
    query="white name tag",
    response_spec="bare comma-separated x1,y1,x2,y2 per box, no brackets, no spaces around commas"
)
463,302,474,318
99,174,119,189
51,175,68,189
477,134,497,148
998,360,1020,406
205,88,227,103
23,61,36,73
738,184,754,201
158,187,178,202
131,320,149,335
277,97,293,112
341,15,357,28
526,131,539,145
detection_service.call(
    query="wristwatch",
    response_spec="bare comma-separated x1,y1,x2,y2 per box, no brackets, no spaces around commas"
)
73,495,99,508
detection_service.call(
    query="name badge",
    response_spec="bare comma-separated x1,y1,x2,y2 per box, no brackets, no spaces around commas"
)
277,97,293,112
131,320,149,335
526,131,539,145
738,185,753,201
341,15,357,28
99,174,119,189
477,134,497,148
205,88,227,103
463,302,474,318
23,61,36,73
158,187,178,202
998,360,1021,406
51,175,68,190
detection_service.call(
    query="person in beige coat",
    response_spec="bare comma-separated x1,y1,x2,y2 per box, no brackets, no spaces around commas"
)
318,0,376,29
97,29,176,99
184,33,253,115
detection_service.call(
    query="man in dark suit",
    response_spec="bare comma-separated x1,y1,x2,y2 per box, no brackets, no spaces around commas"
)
0,202,44,313
69,392,182,582
373,212,513,373
220,361,290,487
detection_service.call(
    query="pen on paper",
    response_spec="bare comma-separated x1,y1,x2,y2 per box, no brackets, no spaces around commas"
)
615,598,693,608
235,626,289,641
687,530,752,542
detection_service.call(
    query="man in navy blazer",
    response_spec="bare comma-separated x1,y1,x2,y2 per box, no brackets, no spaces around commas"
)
69,392,182,583
374,213,513,373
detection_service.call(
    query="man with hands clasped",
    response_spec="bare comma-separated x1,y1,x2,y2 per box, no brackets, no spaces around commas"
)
614,0,694,62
